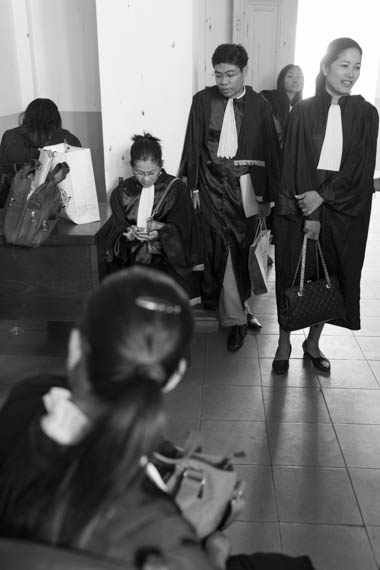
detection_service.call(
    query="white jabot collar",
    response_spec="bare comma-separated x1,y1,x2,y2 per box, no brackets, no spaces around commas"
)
317,104,343,171
217,87,246,159
137,185,155,230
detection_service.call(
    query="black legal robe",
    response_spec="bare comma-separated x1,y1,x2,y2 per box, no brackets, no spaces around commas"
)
275,90,379,329
179,85,280,308
105,170,201,290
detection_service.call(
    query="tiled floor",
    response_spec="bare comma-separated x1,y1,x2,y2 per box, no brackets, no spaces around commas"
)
1,196,380,569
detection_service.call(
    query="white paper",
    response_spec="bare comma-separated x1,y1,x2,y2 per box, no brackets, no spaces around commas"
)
239,173,259,218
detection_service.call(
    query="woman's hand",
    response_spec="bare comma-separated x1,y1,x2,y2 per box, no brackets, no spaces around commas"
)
295,191,323,216
204,531,231,570
304,220,321,240
123,227,137,241
135,229,159,242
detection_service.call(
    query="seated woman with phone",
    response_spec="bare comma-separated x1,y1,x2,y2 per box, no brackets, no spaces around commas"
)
105,133,202,294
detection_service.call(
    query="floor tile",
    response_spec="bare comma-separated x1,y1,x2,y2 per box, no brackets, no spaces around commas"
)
225,521,281,555
360,299,380,317
206,331,258,359
281,523,378,570
335,424,380,468
234,465,277,521
260,358,319,387
200,420,270,464
369,360,380,385
322,322,354,336
318,335,364,360
256,334,305,360
367,526,380,567
354,315,380,336
204,356,261,386
262,387,330,423
268,422,344,467
323,389,380,424
201,385,265,421
163,417,200,446
273,466,362,524
164,382,201,419
350,468,380,524
355,336,380,360
317,359,379,389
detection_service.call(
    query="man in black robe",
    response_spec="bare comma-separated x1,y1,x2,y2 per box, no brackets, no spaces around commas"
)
179,44,280,351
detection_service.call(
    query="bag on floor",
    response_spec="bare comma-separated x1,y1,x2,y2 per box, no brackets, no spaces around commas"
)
3,160,70,247
36,143,99,225
248,217,271,295
279,235,346,332
151,434,245,539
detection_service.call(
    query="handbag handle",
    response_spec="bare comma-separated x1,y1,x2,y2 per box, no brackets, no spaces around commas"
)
292,235,332,295
253,216,268,242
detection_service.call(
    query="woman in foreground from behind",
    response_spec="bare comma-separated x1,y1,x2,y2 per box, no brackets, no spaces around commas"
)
0,266,315,569
273,37,379,375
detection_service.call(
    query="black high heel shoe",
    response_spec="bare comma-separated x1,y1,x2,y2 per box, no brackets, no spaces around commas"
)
272,345,292,375
302,340,331,372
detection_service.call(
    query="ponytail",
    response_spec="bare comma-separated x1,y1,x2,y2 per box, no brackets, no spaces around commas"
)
27,378,165,545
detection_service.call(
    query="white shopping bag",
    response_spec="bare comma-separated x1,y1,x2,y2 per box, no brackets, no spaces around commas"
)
248,218,271,295
38,143,100,224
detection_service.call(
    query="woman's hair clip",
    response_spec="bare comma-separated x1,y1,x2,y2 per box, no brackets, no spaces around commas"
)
136,296,181,315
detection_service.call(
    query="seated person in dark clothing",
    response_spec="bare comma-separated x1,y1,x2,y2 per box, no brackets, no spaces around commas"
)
0,98,81,207
105,133,202,297
0,266,315,570
0,98,81,164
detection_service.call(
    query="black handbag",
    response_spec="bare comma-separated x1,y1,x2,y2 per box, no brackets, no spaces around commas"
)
279,235,346,332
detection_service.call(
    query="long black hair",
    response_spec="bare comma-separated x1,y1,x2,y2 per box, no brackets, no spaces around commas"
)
19,98,62,148
315,37,362,95
24,266,193,545
276,64,303,106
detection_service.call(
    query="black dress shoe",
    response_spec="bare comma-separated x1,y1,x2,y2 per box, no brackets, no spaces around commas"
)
247,313,262,330
302,340,331,372
272,345,292,375
227,324,247,352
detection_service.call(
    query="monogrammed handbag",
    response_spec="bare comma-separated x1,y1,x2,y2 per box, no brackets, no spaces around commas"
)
279,235,346,332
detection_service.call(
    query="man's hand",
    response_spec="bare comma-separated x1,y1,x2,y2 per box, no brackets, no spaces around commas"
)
295,191,323,216
304,220,321,240
257,201,271,218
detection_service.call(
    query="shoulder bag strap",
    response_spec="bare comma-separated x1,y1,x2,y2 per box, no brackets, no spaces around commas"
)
151,177,179,218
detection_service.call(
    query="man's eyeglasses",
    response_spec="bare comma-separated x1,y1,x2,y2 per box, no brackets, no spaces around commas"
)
214,71,241,81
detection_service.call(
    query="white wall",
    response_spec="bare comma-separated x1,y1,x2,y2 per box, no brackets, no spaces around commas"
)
96,0,193,194
0,0,105,199
295,0,380,172
193,0,233,91
0,0,22,115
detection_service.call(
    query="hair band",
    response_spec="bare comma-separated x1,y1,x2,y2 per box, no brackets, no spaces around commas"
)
136,296,181,315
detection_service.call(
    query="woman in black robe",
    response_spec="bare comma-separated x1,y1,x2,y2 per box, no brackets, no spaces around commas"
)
273,37,379,375
260,64,304,146
105,133,201,294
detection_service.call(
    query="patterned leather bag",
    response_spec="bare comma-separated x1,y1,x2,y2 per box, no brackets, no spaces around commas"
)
3,161,69,247
279,235,346,332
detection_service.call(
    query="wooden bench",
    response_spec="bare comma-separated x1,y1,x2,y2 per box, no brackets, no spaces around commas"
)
0,204,110,322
